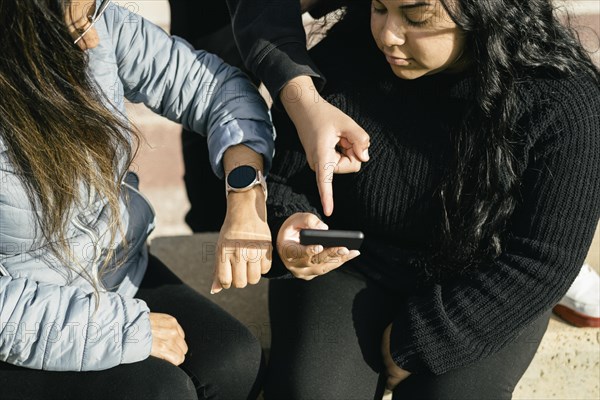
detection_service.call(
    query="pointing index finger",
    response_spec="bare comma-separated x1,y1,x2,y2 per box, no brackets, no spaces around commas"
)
316,160,335,216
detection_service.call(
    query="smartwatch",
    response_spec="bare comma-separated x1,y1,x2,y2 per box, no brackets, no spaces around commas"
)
225,165,267,197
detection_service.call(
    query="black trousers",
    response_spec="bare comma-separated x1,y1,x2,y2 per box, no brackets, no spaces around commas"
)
0,255,264,400
264,266,550,400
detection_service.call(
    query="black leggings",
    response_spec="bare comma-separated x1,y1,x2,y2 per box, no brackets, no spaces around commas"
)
0,255,264,400
264,266,550,400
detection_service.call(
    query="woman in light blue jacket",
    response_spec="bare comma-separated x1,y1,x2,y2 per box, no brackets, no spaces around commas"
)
0,0,274,398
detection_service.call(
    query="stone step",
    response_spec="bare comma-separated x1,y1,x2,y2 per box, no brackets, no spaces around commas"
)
150,233,600,400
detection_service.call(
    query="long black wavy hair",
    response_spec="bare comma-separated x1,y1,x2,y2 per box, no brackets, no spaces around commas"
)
433,0,600,276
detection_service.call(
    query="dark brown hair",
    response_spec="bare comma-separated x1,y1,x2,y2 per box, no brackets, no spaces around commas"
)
434,0,600,277
0,0,139,287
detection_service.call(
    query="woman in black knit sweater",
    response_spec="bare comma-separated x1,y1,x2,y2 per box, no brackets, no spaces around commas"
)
263,1,600,399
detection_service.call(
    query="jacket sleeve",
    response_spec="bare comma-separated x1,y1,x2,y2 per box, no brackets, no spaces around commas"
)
389,81,600,375
106,4,275,178
0,275,152,371
226,0,326,100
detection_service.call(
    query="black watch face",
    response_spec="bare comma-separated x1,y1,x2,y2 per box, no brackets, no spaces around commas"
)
227,165,258,189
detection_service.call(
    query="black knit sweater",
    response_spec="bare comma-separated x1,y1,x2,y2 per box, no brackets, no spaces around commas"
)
265,7,600,375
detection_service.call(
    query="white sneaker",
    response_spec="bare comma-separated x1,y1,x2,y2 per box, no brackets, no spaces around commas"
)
553,264,600,327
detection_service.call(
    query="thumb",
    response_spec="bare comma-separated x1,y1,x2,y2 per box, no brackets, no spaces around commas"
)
386,376,402,391
303,213,329,230
344,125,370,162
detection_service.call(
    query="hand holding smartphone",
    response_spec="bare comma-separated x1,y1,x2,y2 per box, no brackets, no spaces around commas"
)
299,229,364,249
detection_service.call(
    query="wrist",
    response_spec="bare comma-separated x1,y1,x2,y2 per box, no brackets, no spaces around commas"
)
300,0,320,12
223,144,264,176
227,184,265,201
280,76,321,115
226,186,267,217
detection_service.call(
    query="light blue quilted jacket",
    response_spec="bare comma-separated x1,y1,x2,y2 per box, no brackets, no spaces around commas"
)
0,1,274,371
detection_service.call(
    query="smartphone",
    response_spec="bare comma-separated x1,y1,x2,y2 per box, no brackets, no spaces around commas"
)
299,229,364,249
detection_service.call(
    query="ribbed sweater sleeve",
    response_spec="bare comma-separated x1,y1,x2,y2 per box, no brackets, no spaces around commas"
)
226,0,325,100
389,77,600,374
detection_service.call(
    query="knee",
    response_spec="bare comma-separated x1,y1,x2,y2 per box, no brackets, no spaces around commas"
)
219,325,263,378
186,323,264,399
263,364,350,400
125,357,198,400
265,380,352,400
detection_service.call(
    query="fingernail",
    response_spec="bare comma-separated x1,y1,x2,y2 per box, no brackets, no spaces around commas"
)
315,245,324,254
339,248,350,256
320,223,329,230
362,149,369,160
